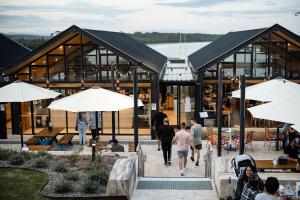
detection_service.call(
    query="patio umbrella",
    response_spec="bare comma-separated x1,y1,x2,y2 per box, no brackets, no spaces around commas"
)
0,80,61,102
247,96,300,126
48,87,143,112
232,77,300,102
47,87,144,139
0,80,61,148
291,124,300,132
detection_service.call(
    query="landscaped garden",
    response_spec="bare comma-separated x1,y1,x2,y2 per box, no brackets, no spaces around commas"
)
0,148,118,199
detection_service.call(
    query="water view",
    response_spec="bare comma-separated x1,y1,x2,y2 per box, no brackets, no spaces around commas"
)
148,42,210,59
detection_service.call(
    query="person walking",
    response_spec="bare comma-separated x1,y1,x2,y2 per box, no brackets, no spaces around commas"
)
190,119,202,166
89,111,102,140
151,108,167,151
76,112,88,146
158,118,175,166
173,122,191,176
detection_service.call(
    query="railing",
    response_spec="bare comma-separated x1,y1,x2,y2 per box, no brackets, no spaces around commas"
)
136,143,145,177
204,143,212,178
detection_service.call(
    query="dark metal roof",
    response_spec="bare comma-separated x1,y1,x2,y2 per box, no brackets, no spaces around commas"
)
0,33,31,70
3,25,167,74
188,24,300,71
84,29,167,72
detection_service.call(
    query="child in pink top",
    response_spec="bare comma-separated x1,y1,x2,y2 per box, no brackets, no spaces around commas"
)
173,122,190,176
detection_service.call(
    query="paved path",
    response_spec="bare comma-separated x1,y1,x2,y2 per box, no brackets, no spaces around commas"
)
130,143,220,200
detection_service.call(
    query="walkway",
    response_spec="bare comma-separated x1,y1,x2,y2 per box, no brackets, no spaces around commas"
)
130,142,219,200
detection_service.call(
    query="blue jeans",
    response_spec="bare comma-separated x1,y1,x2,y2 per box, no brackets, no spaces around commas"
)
78,126,86,145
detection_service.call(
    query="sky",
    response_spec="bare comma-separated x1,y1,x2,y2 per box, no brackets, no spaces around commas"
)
0,0,299,35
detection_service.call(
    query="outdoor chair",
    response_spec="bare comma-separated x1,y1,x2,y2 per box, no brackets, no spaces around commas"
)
264,127,277,150
244,131,254,152
206,126,215,147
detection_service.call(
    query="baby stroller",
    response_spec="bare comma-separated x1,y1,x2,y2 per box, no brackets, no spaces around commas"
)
231,154,256,177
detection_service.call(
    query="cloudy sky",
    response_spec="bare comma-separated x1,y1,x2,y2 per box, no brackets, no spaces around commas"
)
0,0,299,35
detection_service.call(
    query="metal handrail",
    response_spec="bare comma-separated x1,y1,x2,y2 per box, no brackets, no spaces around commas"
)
204,143,212,178
136,143,145,177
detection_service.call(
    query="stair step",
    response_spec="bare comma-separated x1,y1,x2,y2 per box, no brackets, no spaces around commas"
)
136,178,213,190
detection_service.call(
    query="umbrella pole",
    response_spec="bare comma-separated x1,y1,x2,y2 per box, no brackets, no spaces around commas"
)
95,111,99,138
112,111,116,140
19,113,24,148
239,75,246,155
30,101,35,135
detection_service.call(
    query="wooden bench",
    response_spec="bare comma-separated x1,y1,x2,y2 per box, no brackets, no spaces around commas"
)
28,145,51,151
96,141,108,152
25,136,37,146
57,134,74,151
128,141,135,152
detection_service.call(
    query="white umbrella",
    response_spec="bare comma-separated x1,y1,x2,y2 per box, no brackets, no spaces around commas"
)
232,77,300,102
247,96,300,126
48,87,144,141
291,124,300,132
48,87,143,112
0,80,60,102
0,80,61,148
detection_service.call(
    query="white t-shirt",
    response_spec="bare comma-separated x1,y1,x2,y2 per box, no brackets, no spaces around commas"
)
255,193,277,200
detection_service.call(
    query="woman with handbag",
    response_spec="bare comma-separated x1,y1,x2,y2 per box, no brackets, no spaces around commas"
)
76,112,88,146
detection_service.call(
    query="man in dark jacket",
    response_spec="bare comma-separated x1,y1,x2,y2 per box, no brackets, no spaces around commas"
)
151,109,167,151
158,118,175,166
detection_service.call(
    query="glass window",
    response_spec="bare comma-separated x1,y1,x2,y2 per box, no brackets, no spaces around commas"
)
31,66,47,81
49,56,65,82
101,56,108,65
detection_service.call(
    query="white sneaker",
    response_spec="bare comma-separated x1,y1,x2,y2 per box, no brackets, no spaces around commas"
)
180,170,184,176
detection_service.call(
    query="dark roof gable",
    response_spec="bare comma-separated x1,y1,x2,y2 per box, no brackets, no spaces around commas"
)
84,29,167,73
188,24,300,71
3,25,167,74
0,33,31,70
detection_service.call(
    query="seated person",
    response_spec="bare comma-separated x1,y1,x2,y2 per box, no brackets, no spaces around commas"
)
234,164,264,200
109,139,124,152
255,177,279,200
241,173,261,200
285,136,300,163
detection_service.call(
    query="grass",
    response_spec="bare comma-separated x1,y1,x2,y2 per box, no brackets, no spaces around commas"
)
0,168,48,200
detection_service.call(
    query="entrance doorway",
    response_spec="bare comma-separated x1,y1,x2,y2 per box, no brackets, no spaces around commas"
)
161,85,195,127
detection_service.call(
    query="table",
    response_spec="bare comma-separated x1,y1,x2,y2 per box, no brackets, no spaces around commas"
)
35,127,63,143
223,129,239,153
256,160,297,171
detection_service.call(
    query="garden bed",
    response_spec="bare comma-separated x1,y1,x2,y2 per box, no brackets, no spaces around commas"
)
0,148,120,199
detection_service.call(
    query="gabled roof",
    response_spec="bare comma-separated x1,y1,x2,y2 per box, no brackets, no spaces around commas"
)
0,33,31,70
188,24,300,71
84,29,167,73
3,25,167,74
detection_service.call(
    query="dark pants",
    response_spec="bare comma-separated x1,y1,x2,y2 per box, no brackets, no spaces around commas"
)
161,142,172,164
91,129,99,140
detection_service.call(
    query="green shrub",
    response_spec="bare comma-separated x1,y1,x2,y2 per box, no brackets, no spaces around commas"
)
87,168,109,185
32,151,53,160
19,151,32,160
32,156,48,168
54,180,72,193
64,172,79,182
86,156,103,171
54,163,68,173
81,180,98,193
0,148,16,160
9,154,25,165
67,152,79,165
